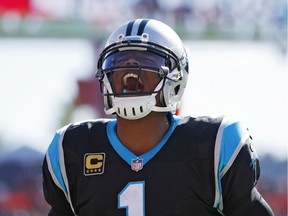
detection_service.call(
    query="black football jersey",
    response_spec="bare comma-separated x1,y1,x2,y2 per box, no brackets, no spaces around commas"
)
42,114,274,216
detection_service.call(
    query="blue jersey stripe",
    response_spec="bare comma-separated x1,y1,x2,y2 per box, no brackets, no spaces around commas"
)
46,124,78,215
47,130,68,194
219,121,248,174
214,119,249,212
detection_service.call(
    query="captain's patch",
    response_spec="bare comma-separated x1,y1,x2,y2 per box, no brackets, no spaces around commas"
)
84,153,105,176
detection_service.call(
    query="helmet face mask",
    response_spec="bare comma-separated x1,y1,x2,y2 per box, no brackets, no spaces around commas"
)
97,50,170,97
96,19,189,120
101,66,167,96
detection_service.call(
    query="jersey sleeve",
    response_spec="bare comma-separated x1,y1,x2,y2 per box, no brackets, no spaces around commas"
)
42,125,76,216
213,117,274,215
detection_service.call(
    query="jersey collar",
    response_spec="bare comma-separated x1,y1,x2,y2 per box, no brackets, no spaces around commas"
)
106,114,181,170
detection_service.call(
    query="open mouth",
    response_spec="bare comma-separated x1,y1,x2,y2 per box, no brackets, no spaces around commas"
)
122,73,144,94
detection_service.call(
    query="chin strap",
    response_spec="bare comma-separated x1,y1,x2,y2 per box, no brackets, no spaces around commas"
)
151,104,177,113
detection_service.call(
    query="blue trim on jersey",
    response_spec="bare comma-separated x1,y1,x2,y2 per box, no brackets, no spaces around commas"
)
215,121,247,210
47,131,67,194
219,121,246,173
106,115,181,168
219,122,244,172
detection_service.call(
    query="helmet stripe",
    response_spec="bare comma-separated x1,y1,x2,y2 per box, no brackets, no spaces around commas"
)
125,20,135,36
137,19,149,35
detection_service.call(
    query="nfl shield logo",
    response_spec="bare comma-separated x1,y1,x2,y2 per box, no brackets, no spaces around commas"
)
131,158,143,172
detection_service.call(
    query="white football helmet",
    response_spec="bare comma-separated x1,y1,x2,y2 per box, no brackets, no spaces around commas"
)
96,18,189,120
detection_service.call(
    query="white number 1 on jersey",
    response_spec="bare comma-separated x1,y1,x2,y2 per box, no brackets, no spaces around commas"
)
118,181,145,216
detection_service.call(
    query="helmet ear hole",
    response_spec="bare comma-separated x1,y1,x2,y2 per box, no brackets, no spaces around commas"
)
103,88,114,112
107,96,113,109
157,90,165,107
174,85,180,95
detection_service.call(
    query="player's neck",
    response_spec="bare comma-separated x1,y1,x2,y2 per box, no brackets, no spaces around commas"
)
116,112,170,156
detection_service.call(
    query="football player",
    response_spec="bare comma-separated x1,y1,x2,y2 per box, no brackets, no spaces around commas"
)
42,18,274,216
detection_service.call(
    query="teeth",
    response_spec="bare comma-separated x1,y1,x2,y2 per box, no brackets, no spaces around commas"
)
123,73,142,86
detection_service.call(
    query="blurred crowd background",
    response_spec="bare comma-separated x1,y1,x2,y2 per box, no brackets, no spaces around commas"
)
0,0,287,215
